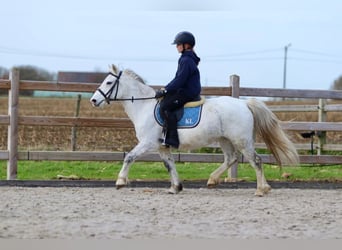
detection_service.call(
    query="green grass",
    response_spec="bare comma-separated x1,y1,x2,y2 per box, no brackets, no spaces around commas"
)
1,160,342,182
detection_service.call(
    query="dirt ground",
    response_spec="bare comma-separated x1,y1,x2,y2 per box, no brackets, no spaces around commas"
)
0,186,341,239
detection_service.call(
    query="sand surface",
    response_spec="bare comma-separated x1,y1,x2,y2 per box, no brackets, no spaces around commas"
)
0,187,341,239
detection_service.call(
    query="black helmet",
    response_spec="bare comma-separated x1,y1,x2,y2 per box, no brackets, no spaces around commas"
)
172,31,196,47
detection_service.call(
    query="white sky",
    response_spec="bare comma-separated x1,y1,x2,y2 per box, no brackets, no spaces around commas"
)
0,0,342,90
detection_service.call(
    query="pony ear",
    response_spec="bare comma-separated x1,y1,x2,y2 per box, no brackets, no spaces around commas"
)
111,64,118,74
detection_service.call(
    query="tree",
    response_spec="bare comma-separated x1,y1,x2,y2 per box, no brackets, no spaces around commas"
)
0,65,56,96
330,75,342,90
18,65,55,82
0,66,9,78
0,67,9,95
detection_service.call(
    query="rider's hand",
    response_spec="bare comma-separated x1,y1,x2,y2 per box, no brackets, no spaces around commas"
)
155,89,167,99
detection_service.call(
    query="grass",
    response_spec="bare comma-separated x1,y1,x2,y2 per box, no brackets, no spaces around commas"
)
1,160,342,182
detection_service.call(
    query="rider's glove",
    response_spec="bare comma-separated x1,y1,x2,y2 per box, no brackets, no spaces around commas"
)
155,89,167,99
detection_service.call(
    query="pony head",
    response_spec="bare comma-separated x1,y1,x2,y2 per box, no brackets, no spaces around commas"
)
90,65,149,107
90,65,122,107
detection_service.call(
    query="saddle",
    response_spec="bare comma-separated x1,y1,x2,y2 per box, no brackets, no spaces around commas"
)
154,96,205,129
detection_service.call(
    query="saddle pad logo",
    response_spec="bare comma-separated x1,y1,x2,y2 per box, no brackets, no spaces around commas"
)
154,104,203,129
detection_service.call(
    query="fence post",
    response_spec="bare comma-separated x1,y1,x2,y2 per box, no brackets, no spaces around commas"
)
227,74,240,180
231,74,240,99
7,68,20,180
317,99,327,155
71,94,82,151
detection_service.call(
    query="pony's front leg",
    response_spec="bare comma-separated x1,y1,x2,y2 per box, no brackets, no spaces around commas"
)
116,143,151,189
159,148,182,194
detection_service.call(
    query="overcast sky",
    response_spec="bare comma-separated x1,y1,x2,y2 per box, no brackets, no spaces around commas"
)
1,0,341,90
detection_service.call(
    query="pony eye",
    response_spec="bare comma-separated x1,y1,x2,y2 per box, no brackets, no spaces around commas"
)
106,81,112,85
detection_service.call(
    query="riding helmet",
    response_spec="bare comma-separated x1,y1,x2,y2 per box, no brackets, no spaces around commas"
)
172,31,196,47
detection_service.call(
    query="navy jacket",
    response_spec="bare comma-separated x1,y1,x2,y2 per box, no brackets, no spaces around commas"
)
165,50,201,100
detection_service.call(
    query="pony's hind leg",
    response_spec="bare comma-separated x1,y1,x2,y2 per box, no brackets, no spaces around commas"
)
207,139,238,188
159,147,182,194
254,154,271,196
243,149,271,196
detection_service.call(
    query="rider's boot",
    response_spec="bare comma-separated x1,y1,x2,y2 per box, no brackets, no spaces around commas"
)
164,129,179,149
165,112,179,148
160,110,179,149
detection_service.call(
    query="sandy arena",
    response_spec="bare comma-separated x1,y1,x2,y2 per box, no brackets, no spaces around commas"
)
0,186,341,239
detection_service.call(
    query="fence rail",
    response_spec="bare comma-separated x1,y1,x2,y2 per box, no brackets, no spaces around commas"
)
1,150,342,165
1,69,342,180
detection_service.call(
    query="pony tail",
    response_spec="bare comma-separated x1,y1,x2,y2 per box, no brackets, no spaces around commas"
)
246,98,299,166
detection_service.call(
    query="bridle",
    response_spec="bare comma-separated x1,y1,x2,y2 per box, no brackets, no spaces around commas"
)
96,71,156,104
96,71,122,104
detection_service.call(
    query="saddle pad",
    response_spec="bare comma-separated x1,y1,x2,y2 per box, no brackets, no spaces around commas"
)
184,96,205,108
154,104,203,129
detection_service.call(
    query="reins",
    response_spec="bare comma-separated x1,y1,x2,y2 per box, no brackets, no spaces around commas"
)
96,71,156,104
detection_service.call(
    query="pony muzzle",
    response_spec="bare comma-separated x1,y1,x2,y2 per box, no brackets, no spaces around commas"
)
96,88,111,104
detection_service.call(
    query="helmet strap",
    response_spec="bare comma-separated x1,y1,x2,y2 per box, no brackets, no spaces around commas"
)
181,44,185,53
181,44,193,53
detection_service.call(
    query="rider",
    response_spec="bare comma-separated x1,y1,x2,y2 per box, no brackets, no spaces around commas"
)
155,31,201,148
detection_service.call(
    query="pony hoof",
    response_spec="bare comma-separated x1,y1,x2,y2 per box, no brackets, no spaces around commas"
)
207,184,217,189
167,184,183,194
116,185,125,190
262,185,272,194
254,189,264,197
207,178,219,188
116,178,128,189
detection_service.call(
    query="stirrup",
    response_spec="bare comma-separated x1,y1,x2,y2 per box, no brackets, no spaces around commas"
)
158,138,170,148
163,137,179,149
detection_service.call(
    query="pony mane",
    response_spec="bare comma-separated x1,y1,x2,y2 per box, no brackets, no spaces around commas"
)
124,69,146,84
110,64,146,84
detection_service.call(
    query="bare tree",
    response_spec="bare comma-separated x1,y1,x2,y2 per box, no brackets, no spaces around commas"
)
1,65,57,96
0,67,9,95
330,75,342,90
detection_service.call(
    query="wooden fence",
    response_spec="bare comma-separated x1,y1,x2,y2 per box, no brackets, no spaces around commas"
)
1,68,342,180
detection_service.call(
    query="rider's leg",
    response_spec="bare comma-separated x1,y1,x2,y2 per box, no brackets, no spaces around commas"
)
159,95,184,149
164,110,179,148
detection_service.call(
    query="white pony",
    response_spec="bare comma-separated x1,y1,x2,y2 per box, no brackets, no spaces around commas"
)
90,65,299,196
